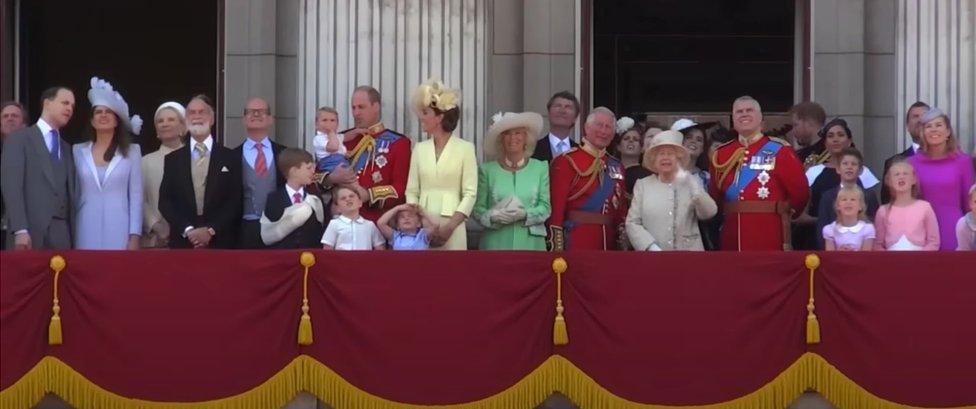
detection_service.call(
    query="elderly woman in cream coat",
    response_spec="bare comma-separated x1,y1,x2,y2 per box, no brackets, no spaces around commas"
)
141,102,186,248
626,130,717,251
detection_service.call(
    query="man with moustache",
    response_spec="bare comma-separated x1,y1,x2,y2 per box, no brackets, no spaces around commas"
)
1,88,77,250
547,107,627,251
159,94,242,249
709,96,808,251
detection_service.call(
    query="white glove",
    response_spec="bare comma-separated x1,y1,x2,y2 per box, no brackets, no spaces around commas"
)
510,208,527,221
488,209,515,226
505,196,525,212
648,243,663,252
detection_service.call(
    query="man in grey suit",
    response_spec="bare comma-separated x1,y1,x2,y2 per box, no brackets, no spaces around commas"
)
1,87,77,250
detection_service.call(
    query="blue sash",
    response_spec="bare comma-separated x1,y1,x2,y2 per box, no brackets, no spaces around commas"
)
724,140,782,202
351,131,399,173
580,169,615,212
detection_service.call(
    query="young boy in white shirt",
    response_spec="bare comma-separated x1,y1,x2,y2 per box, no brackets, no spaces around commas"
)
312,106,348,173
321,186,386,250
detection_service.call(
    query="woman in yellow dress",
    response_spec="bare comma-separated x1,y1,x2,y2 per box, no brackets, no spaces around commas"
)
405,79,478,250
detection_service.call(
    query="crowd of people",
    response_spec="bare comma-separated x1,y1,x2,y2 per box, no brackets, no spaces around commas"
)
1,76,974,253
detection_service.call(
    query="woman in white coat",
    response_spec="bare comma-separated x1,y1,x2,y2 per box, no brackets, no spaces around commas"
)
626,130,717,251
73,77,143,250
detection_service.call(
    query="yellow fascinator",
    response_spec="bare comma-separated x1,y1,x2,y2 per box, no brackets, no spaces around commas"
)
411,78,460,112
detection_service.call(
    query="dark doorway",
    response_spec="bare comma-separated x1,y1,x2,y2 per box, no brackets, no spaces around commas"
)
17,0,220,151
593,0,795,116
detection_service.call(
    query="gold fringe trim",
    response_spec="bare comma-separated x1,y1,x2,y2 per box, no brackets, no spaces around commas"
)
2,353,972,409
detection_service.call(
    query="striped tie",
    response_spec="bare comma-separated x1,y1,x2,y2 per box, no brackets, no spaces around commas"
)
254,143,268,177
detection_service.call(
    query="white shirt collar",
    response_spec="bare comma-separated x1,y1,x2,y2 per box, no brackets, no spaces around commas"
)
36,118,54,137
285,185,305,200
190,135,214,151
549,133,571,153
338,214,365,224
911,142,920,153
835,220,866,234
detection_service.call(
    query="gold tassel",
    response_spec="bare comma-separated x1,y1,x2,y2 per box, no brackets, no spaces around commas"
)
298,252,315,346
805,254,821,344
48,255,66,345
552,257,569,346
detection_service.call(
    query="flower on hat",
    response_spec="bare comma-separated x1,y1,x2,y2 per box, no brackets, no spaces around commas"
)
88,76,141,135
412,78,460,112
616,116,635,135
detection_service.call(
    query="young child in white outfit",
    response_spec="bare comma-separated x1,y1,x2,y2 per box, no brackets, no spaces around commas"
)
321,186,385,250
311,107,348,173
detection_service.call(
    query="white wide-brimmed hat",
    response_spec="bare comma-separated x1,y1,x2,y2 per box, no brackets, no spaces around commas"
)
88,76,142,135
642,130,689,172
483,111,544,160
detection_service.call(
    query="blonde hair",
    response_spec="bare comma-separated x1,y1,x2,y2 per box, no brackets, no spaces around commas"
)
834,184,868,221
316,106,338,117
919,113,959,154
883,158,920,209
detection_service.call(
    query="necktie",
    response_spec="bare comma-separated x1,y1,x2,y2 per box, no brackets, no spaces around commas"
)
292,192,302,204
254,143,268,177
557,140,568,156
194,142,208,164
49,130,61,162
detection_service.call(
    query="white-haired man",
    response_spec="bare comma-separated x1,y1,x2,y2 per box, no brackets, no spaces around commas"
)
548,107,627,251
709,96,808,251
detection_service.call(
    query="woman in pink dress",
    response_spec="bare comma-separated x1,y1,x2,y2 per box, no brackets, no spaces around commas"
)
907,108,975,250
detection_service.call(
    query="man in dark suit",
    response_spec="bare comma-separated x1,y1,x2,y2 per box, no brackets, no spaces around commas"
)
233,97,287,249
1,101,30,249
532,91,580,162
261,148,324,249
159,94,242,249
1,87,77,250
881,101,929,203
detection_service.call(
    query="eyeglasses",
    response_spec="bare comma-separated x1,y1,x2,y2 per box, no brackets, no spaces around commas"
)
244,108,271,117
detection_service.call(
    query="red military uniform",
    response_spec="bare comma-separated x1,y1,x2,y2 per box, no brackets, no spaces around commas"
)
548,147,627,251
342,123,412,221
709,134,809,251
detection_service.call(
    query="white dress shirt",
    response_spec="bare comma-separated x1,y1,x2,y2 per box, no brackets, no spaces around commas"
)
36,119,59,160
190,135,214,161
548,133,572,156
285,185,305,203
243,136,275,170
320,215,385,250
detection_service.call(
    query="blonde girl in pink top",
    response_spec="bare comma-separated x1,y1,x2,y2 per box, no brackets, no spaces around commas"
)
874,159,940,250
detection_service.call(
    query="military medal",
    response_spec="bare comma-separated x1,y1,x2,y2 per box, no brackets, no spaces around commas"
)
372,171,383,183
755,150,775,200
374,155,388,168
757,185,771,199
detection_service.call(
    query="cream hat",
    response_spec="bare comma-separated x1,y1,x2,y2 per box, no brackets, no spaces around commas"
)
642,130,689,172
483,112,544,160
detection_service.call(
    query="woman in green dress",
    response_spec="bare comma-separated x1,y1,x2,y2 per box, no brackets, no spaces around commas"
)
473,112,551,250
